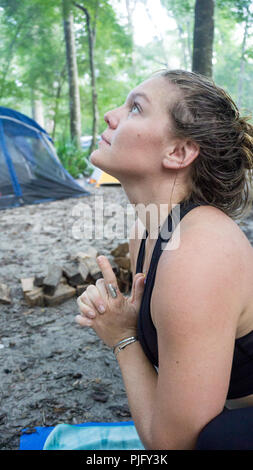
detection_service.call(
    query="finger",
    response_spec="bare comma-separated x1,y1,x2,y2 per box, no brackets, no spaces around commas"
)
129,273,145,301
80,291,93,307
96,255,121,297
84,284,106,314
75,314,94,328
95,278,108,299
131,273,145,304
77,296,97,319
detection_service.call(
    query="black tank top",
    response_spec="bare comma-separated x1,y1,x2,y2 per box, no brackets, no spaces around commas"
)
136,200,253,400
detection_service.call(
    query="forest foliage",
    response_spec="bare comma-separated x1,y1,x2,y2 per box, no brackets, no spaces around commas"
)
0,0,252,176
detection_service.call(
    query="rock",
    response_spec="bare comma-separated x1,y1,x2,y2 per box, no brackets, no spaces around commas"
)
25,315,55,328
109,404,131,418
0,283,11,304
44,282,76,306
43,264,62,295
91,391,109,403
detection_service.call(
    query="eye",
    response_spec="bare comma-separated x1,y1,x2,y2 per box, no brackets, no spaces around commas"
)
129,101,141,115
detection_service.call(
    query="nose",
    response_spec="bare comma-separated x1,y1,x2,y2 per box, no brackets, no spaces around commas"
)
104,108,119,129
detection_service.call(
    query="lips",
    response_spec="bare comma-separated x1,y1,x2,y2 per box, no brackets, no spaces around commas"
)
101,133,111,145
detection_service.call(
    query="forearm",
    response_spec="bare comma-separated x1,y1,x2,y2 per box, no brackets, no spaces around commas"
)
115,339,158,449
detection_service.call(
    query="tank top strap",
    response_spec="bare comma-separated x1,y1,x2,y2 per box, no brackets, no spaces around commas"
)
135,200,204,276
135,229,148,274
147,200,205,282
137,199,209,367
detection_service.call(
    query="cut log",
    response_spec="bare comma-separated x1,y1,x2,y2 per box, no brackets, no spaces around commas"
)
0,283,11,304
34,275,45,287
111,259,120,276
76,284,89,296
21,277,35,293
63,262,89,286
117,268,132,294
72,247,98,262
44,282,76,306
43,264,62,295
83,257,102,281
113,256,131,271
111,242,129,257
24,287,44,307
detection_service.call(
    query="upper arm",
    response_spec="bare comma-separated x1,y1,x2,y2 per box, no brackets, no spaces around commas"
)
150,225,242,449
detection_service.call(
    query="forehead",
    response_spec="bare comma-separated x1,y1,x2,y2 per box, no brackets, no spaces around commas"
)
130,75,179,111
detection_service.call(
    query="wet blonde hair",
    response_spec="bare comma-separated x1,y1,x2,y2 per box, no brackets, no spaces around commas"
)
157,69,253,221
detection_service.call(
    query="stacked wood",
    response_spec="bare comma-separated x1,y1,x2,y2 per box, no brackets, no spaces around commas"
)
21,277,44,307
110,242,132,294
0,283,11,305
20,242,132,307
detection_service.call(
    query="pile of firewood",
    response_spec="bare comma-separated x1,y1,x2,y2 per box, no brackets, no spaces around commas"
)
0,283,11,305
19,242,132,307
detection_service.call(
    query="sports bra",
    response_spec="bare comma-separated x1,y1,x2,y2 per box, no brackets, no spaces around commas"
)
136,200,253,400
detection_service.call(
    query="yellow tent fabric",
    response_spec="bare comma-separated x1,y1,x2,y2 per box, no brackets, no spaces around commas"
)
88,167,120,187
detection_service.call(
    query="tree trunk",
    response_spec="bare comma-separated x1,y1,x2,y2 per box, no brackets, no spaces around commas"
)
125,0,137,71
237,16,249,109
0,18,26,98
89,10,99,155
62,0,81,147
31,88,45,128
52,66,66,141
32,98,45,129
74,2,99,154
192,0,214,78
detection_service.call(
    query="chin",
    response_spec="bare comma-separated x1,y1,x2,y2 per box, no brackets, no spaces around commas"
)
90,149,117,176
90,149,105,168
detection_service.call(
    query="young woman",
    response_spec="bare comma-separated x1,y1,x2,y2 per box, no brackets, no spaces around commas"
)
76,70,253,450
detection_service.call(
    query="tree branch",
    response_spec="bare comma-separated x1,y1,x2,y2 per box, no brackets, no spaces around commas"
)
73,2,90,22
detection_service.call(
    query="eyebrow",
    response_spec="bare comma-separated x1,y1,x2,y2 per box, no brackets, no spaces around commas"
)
127,91,151,104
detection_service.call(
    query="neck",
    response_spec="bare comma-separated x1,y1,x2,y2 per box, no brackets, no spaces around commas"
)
121,173,189,239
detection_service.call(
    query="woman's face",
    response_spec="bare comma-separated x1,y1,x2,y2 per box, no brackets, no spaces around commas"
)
90,75,177,181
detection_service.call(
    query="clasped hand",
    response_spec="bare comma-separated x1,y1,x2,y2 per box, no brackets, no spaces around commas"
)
76,255,145,348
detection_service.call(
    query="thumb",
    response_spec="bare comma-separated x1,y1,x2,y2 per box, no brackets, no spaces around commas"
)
131,273,145,305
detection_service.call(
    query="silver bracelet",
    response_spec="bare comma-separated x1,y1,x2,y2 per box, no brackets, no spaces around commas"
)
113,336,138,357
113,336,137,353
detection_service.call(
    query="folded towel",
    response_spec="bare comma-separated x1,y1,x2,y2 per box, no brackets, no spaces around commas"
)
43,421,144,450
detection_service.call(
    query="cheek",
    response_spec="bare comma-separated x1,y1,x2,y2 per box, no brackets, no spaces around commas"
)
113,125,164,156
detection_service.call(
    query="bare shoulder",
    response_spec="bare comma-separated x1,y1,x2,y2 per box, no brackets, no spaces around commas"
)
171,204,252,256
152,205,253,331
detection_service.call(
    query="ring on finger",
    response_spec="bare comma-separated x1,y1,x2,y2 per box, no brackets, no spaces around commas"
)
107,283,117,298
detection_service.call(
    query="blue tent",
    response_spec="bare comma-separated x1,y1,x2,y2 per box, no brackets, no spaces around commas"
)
0,106,90,210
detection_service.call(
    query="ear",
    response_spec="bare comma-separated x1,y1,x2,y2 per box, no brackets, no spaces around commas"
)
162,140,199,170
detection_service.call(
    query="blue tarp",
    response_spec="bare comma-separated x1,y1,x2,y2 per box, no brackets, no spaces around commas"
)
0,106,89,210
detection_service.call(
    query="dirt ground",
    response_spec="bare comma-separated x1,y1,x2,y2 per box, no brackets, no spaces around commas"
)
1,182,253,450
0,183,134,450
